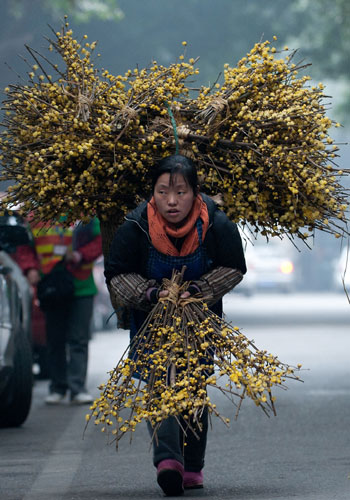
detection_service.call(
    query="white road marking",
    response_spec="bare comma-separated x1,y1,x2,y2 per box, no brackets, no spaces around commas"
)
23,409,86,500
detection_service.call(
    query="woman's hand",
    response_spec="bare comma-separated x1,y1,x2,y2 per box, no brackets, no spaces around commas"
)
146,286,164,304
147,283,201,303
159,283,200,299
156,290,194,299
181,283,201,299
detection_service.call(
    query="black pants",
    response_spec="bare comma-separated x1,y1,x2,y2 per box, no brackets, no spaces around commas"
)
45,295,94,397
147,408,208,472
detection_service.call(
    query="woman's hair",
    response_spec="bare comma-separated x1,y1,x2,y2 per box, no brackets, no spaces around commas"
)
151,155,199,194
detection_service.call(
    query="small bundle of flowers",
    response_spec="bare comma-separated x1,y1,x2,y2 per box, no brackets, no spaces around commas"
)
86,268,302,445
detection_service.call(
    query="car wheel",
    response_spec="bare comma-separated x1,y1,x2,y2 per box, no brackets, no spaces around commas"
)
0,328,33,427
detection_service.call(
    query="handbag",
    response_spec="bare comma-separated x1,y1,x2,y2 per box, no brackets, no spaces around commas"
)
37,260,74,311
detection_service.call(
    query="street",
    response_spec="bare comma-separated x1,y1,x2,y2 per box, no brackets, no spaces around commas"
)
1,292,350,500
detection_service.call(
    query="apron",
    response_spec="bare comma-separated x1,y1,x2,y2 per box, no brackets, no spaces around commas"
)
129,219,222,341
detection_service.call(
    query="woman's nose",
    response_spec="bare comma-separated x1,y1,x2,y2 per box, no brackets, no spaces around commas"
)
167,193,177,205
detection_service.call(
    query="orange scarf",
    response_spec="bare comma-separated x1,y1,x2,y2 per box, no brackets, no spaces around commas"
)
147,194,209,256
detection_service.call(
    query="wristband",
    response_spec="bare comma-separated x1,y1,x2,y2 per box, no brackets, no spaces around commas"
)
147,287,159,304
187,283,201,296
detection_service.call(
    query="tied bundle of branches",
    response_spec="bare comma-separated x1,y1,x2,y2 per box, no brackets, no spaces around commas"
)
0,19,197,227
86,268,301,445
181,41,349,240
0,20,348,243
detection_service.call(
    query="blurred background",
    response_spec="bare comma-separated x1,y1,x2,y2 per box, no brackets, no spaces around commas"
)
0,0,349,302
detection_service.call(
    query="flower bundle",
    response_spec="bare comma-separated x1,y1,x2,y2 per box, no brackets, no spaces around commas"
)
0,20,197,228
0,20,348,243
86,269,301,445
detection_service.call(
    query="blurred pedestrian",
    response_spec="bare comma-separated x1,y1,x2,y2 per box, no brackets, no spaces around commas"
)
104,155,246,495
32,216,102,405
0,206,40,284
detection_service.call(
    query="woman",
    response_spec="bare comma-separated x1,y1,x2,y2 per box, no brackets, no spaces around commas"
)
105,154,247,496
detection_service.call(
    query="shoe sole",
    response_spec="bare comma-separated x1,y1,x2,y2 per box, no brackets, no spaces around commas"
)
184,483,203,489
157,469,184,496
45,398,65,405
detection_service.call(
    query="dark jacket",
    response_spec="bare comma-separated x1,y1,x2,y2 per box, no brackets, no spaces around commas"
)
105,193,246,283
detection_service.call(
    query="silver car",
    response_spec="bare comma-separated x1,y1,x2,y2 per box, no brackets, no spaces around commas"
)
0,250,33,427
235,236,298,295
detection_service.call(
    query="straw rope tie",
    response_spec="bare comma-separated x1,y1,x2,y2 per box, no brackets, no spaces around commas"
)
111,105,139,133
210,97,228,112
78,94,93,106
177,125,191,139
159,281,182,305
159,279,204,307
120,105,139,120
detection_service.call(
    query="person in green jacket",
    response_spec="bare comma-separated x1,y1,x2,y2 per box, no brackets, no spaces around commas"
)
33,217,102,405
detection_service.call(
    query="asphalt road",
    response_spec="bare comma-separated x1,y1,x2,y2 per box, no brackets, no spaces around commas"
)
1,292,349,500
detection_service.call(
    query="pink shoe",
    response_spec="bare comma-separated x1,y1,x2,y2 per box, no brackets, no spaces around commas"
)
183,470,203,489
157,459,184,496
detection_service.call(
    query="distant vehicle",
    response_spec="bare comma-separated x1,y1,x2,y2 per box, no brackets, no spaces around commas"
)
234,248,258,296
332,247,350,292
0,251,33,427
234,237,297,295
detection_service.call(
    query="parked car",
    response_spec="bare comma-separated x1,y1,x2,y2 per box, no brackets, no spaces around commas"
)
0,250,33,427
332,247,350,292
234,236,298,295
0,210,48,378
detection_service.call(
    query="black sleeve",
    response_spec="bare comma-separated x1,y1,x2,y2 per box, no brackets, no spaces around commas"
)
210,209,247,274
104,221,145,283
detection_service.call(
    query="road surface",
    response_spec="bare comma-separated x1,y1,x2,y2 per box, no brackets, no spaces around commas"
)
1,292,349,500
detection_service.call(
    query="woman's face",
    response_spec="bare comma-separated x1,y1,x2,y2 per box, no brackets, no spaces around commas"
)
153,173,196,224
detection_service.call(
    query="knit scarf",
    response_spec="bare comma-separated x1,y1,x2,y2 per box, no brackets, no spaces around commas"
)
147,194,209,256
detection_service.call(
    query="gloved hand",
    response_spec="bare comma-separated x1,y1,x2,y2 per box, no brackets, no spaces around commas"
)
180,282,201,299
146,286,160,305
147,282,201,303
